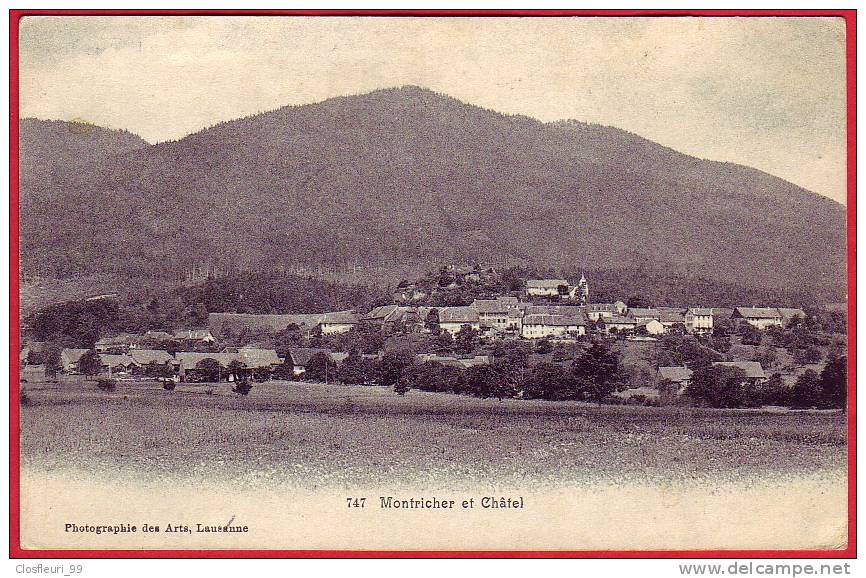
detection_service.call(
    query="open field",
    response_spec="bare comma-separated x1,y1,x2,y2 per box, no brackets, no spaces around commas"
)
20,379,847,490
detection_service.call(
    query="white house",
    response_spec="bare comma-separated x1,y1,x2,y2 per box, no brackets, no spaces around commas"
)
438,307,481,335
684,308,714,334
526,279,569,298
638,319,666,336
521,314,585,339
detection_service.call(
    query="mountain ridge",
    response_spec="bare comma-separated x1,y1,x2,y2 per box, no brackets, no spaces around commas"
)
18,86,847,301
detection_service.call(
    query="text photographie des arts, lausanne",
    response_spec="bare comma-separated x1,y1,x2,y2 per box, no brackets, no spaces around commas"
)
14,13,851,553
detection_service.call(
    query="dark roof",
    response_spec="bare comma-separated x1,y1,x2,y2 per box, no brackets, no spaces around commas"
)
527,279,568,289
688,308,713,316
238,348,282,368
288,348,331,367
627,308,660,318
733,307,781,319
472,297,518,313
363,304,400,321
658,311,685,324
713,361,767,379
658,366,693,382
99,354,134,367
777,308,806,320
439,306,479,324
208,313,326,333
129,349,173,365
321,311,360,325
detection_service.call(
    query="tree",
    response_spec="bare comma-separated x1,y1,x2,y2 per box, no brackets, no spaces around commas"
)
394,376,411,396
338,351,374,385
739,323,763,346
454,325,478,355
305,352,337,383
522,362,572,400
195,358,223,382
790,369,822,409
464,365,512,400
626,295,651,308
42,345,62,378
794,346,823,365
79,350,102,376
534,339,553,354
376,351,416,388
571,342,622,402
819,355,847,409
759,372,789,407
756,346,778,370
227,359,247,381
686,365,751,408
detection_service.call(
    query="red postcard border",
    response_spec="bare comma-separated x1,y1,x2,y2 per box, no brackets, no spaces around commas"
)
7,8,857,560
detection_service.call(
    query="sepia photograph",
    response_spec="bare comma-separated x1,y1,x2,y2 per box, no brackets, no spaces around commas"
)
11,9,854,556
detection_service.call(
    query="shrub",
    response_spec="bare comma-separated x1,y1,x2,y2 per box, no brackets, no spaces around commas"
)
162,379,176,391
96,378,117,392
232,381,253,396
20,388,30,406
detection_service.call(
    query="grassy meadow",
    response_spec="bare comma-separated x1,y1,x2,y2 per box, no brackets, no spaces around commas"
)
19,379,847,490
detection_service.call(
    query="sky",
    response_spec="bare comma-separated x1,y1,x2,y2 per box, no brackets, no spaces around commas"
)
19,16,848,203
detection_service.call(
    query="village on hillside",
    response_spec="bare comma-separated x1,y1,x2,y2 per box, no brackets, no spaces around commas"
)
19,267,846,408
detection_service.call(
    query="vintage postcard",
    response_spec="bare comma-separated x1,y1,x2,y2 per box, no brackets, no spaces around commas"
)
11,10,854,556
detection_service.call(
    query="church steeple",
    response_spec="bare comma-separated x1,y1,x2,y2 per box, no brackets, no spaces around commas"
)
577,272,589,305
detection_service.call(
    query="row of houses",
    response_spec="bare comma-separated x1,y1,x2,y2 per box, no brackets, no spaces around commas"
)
205,301,807,344
54,346,491,382
656,361,768,393
94,329,216,353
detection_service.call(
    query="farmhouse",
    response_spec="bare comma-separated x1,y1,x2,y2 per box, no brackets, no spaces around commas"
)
526,279,569,298
657,366,694,392
598,316,637,335
286,348,337,377
98,353,134,375
129,349,174,374
318,311,360,335
585,303,618,322
60,348,90,373
657,309,686,330
438,306,481,335
95,333,145,353
362,305,427,333
712,361,768,385
521,313,585,339
208,312,326,336
627,308,661,323
174,352,241,381
732,307,783,329
471,297,521,332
